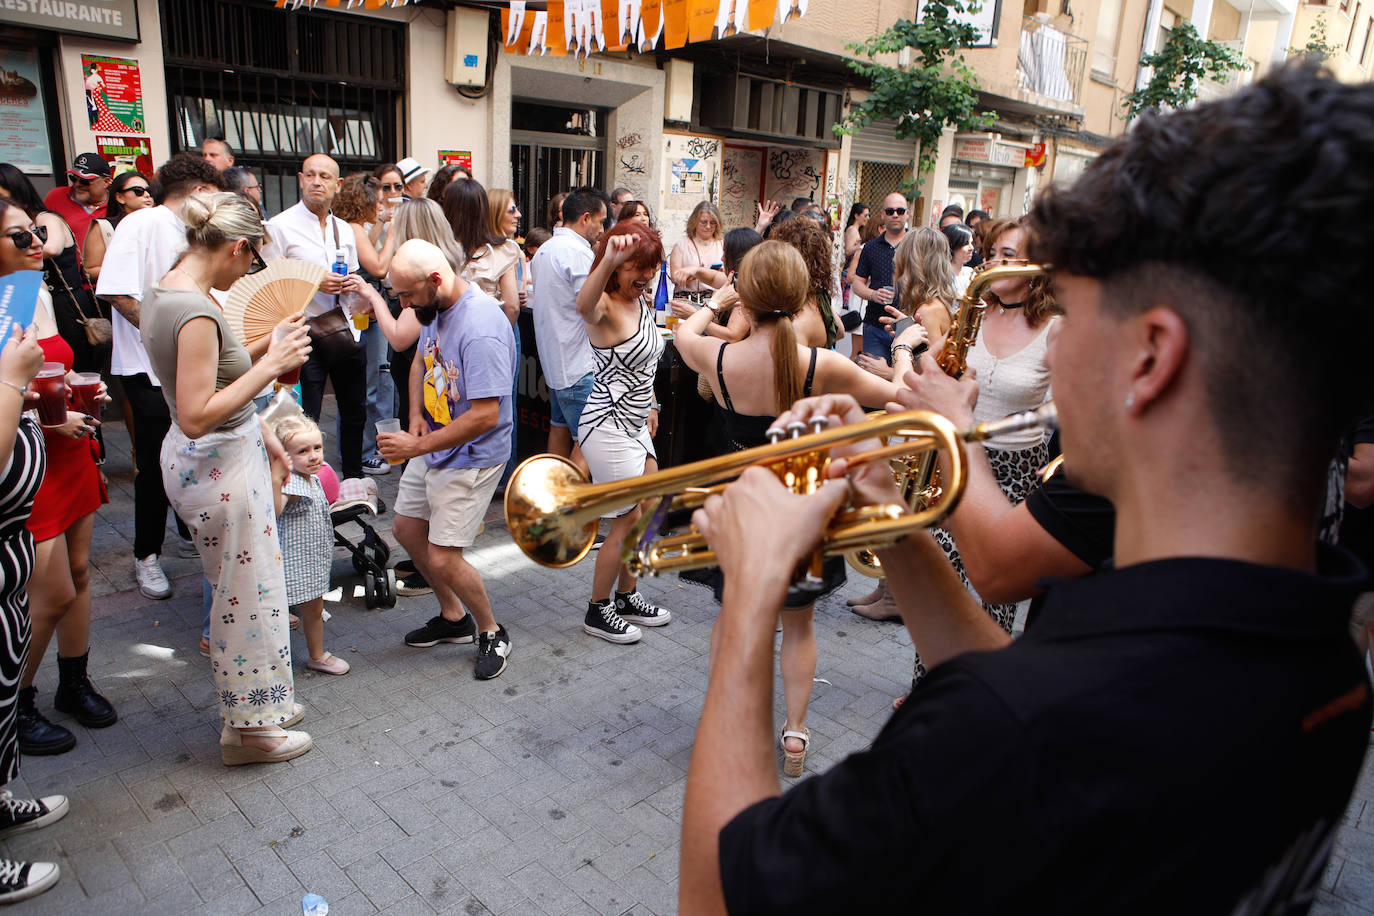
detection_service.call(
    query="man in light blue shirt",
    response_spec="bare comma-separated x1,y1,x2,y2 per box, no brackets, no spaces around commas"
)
530,187,610,462
377,240,517,681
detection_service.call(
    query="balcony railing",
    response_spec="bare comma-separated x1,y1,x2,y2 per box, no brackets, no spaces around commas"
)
1016,16,1088,106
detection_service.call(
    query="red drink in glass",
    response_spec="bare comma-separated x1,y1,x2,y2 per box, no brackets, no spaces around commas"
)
33,364,68,427
278,366,302,386
70,373,102,417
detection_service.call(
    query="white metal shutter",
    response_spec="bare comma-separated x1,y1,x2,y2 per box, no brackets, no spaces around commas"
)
849,120,918,164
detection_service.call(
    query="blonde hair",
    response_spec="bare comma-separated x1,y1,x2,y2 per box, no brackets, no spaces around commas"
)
686,201,723,242
487,188,515,239
271,414,322,452
390,198,464,273
181,192,264,250
894,227,958,316
734,241,809,414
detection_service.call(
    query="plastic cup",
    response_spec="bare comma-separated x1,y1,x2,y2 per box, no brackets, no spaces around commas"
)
664,314,680,331
70,372,103,418
375,418,404,465
274,326,302,386
352,311,370,331
34,363,68,427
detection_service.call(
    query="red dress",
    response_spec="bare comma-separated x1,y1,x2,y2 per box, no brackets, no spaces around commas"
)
27,335,103,542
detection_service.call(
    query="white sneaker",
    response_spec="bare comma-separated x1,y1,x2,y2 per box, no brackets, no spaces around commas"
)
135,555,172,600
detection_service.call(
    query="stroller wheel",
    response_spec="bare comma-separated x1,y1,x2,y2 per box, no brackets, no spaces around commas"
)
363,570,378,609
378,569,397,609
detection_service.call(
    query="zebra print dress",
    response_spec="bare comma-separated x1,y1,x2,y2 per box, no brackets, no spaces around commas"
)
0,417,45,782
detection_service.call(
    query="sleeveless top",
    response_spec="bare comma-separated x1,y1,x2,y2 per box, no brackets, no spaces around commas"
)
715,344,819,451
578,303,666,438
463,240,522,301
966,317,1055,450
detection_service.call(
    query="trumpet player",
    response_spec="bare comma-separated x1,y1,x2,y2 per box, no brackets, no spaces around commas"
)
679,65,1373,914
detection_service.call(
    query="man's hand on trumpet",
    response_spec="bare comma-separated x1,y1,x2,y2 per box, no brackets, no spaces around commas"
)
769,393,906,510
691,467,848,590
894,354,980,429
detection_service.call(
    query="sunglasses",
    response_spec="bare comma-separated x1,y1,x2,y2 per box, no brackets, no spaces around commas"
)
246,243,269,275
884,207,908,216
507,205,519,214
3,224,47,249
122,186,150,197
380,182,404,191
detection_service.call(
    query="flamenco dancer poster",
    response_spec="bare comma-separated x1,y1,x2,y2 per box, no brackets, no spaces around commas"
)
81,55,146,134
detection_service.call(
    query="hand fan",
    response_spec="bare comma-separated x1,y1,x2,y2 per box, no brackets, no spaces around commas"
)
222,259,326,343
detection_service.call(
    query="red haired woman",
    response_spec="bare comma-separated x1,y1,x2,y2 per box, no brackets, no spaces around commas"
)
572,221,673,644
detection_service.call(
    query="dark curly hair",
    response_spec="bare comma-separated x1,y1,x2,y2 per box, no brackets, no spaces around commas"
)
768,218,832,300
333,173,379,224
1028,63,1374,485
157,152,224,198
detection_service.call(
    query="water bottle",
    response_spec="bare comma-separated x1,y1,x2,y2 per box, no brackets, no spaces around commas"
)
653,261,669,328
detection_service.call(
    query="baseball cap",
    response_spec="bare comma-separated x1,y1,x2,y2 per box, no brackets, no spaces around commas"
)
68,152,111,180
396,156,430,185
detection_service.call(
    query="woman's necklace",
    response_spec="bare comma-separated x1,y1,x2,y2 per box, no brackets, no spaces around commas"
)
997,300,1025,316
167,265,213,299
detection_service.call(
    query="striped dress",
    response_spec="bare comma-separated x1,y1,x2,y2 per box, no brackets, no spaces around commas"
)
0,418,45,782
578,303,664,440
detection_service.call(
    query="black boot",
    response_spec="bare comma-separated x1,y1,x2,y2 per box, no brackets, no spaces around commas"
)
16,687,75,756
52,651,117,728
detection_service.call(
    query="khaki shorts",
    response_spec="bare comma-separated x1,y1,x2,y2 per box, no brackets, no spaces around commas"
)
393,460,505,548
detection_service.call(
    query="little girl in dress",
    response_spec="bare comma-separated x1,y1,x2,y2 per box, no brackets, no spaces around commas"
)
271,416,349,676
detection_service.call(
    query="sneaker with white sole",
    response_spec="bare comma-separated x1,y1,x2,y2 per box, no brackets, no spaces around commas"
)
404,613,476,647
583,599,641,644
0,792,68,840
474,625,512,680
0,859,59,904
615,591,671,627
361,456,391,476
134,555,171,600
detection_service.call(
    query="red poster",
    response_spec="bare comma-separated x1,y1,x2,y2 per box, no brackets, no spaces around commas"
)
438,150,473,173
96,135,154,177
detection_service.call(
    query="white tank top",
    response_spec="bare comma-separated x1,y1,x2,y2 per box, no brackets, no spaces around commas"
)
965,316,1055,450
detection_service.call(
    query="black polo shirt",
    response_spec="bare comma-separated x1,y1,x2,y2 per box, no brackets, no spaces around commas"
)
1024,470,1115,571
854,233,902,327
720,548,1372,914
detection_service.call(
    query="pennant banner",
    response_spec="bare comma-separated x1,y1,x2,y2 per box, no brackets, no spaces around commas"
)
496,0,800,53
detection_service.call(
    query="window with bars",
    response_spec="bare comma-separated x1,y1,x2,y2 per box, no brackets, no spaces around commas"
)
160,0,406,217
854,160,912,212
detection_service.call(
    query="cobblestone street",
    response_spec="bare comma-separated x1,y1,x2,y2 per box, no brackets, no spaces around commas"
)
2,405,1371,914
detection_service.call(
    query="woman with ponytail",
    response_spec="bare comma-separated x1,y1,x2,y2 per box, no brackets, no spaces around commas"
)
672,241,927,778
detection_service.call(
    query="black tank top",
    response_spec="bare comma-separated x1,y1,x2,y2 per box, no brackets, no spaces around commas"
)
715,344,818,452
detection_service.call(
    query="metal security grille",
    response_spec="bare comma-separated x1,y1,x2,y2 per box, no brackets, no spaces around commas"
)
160,0,406,217
854,160,911,210
510,104,608,232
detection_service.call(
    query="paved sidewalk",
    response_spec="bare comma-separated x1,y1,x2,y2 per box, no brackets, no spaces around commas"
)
2,406,1371,914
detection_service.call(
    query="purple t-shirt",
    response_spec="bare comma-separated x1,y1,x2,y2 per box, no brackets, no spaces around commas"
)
418,282,517,470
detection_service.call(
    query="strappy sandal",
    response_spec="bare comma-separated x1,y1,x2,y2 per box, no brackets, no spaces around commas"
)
780,728,810,778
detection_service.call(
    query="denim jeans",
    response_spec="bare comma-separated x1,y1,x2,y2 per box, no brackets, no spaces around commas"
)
862,323,893,363
549,372,595,439
360,322,396,461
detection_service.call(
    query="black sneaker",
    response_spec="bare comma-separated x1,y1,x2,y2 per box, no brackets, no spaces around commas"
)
0,792,69,840
583,600,641,644
404,614,476,647
362,456,391,476
0,859,60,904
615,591,672,627
474,625,512,680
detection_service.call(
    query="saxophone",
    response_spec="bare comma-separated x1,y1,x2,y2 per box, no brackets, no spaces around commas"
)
845,260,1050,577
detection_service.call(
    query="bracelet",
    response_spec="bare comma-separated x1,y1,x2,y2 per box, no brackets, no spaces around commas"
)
891,344,915,360
0,380,26,398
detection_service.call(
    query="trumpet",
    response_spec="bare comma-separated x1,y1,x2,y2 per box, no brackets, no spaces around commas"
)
503,403,1057,581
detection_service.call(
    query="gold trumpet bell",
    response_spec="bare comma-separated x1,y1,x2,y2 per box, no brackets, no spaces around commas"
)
504,455,599,568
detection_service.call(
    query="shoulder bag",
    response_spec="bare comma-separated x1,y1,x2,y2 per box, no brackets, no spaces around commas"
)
45,256,112,347
303,214,363,362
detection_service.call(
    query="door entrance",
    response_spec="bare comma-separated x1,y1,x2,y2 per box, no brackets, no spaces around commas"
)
512,102,607,233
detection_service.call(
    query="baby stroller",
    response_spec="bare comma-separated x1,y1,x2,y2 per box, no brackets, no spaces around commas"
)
329,476,396,610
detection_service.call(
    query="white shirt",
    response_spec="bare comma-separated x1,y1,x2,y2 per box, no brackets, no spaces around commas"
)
530,227,594,390
95,204,189,382
966,317,1056,450
265,201,359,318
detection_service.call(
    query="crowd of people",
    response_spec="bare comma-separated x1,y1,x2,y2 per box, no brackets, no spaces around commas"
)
0,63,1368,911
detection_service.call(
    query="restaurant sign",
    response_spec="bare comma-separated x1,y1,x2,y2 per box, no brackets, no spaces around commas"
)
0,0,140,43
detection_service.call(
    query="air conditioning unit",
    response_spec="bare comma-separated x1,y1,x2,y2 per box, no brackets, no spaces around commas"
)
446,7,489,88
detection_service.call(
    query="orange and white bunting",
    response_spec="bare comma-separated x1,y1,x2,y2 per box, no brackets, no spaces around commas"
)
494,0,797,54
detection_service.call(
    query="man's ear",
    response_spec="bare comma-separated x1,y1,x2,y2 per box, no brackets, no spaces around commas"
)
1124,306,1189,415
